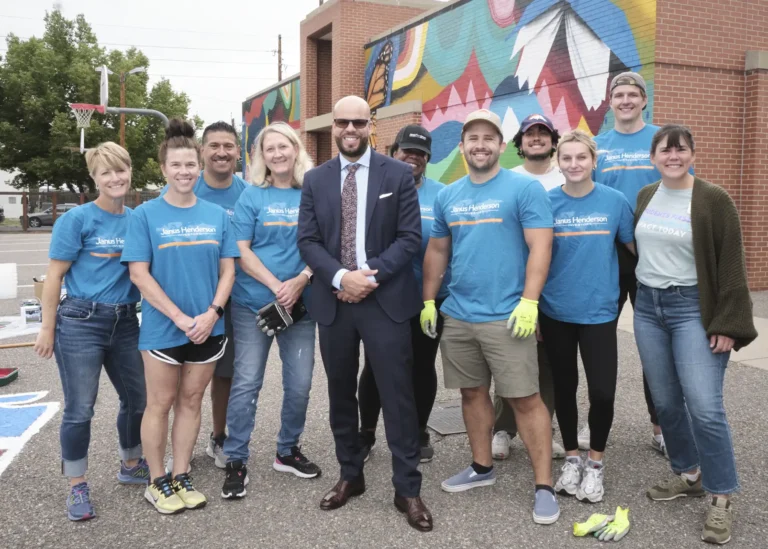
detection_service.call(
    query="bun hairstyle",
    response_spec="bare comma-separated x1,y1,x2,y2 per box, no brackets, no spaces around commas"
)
159,118,201,165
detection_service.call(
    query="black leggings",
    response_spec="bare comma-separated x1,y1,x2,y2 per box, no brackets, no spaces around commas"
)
358,299,444,432
539,312,618,453
618,269,659,426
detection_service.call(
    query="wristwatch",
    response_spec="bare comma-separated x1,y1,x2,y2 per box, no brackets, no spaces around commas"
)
209,304,225,318
300,270,314,284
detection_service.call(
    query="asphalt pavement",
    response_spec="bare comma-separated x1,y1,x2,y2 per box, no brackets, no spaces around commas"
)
1,233,767,548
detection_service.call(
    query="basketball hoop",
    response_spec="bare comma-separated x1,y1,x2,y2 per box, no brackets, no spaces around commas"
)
69,103,105,153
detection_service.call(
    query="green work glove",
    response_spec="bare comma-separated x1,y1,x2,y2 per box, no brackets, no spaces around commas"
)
573,513,615,537
507,297,539,339
420,300,438,339
595,506,630,541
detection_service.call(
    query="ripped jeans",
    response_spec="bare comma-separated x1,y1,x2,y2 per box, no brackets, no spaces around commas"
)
223,300,316,461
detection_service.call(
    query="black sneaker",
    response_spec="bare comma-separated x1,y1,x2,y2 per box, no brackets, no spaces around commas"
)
419,430,434,463
360,430,376,463
221,461,249,499
273,446,321,479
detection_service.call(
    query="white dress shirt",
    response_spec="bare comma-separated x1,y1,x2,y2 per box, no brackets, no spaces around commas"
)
332,147,376,290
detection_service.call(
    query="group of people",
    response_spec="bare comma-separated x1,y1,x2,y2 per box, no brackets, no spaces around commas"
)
33,70,756,545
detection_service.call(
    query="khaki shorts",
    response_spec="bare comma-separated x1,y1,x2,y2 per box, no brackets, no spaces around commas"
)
440,314,539,398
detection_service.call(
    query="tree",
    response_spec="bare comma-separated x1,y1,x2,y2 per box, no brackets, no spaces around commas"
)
0,10,203,192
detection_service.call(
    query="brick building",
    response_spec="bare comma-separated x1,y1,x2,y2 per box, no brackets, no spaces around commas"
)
242,0,768,289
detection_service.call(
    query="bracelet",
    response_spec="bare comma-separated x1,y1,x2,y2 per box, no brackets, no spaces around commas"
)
300,270,313,282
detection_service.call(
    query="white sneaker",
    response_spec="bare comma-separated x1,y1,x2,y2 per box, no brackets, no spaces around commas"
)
651,434,669,460
576,463,605,503
206,434,228,469
164,456,192,476
555,457,583,496
577,425,591,451
552,439,566,459
492,430,512,460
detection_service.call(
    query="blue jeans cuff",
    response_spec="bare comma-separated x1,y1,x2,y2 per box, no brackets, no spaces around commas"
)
62,456,88,478
670,462,700,476
119,444,143,462
702,481,740,495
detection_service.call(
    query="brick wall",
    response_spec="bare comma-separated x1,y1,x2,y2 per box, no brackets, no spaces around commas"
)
317,40,333,115
655,0,768,289
373,113,423,156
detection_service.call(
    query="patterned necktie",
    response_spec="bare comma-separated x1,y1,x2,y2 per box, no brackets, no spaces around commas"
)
340,163,359,271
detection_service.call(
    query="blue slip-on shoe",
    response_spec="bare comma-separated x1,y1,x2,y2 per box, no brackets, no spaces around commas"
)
533,488,560,524
117,457,150,485
441,465,496,493
67,482,95,521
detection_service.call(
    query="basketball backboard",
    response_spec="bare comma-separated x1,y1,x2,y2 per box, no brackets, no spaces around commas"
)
96,65,111,107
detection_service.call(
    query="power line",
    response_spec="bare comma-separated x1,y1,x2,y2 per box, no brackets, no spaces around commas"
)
0,13,298,40
149,73,282,81
0,35,291,54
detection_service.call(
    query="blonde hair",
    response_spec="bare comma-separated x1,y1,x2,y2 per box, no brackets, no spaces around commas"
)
250,122,313,189
556,129,597,161
85,142,132,176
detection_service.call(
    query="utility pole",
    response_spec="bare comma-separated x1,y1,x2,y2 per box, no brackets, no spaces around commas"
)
120,72,126,148
278,34,283,81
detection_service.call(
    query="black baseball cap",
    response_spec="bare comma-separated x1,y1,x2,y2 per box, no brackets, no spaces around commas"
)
395,125,432,155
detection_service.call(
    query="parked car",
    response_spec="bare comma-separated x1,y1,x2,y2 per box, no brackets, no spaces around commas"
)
21,203,78,227
0,205,5,223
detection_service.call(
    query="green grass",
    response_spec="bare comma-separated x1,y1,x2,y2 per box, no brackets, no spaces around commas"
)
0,217,21,226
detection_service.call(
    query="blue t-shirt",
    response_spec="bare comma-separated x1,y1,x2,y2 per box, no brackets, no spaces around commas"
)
594,124,661,208
231,184,310,313
120,197,240,350
49,202,140,305
431,169,553,323
540,184,634,324
415,178,450,300
160,172,248,217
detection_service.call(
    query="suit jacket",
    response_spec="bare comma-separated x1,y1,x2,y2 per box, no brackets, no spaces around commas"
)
298,149,422,326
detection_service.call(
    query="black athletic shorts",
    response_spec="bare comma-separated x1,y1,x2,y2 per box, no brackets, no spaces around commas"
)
148,335,228,366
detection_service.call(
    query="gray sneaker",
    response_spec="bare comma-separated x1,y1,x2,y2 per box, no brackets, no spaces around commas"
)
441,465,496,493
702,498,733,545
206,433,227,469
651,434,670,460
533,488,560,524
647,475,706,501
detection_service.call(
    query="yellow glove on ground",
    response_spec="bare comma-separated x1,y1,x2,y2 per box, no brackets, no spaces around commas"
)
420,300,438,339
595,506,630,541
507,297,539,338
573,513,614,537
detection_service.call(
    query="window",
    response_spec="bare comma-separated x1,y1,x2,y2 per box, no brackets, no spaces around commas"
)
8,197,16,204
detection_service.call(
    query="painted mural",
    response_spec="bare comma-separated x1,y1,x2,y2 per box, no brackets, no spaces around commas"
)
242,76,301,175
363,0,656,183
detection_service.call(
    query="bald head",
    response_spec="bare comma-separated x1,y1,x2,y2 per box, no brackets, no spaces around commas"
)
333,95,371,119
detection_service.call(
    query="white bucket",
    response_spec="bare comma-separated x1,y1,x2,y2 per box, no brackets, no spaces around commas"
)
0,263,18,300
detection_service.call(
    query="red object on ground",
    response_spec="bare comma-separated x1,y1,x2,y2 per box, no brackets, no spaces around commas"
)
0,367,19,387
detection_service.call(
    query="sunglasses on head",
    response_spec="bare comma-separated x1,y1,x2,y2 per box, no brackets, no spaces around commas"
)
334,118,369,130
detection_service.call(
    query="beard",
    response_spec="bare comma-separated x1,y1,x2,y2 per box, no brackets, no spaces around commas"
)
464,149,500,172
335,134,369,158
523,150,553,162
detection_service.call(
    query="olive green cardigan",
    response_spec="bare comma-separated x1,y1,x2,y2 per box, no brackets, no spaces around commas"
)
634,177,758,351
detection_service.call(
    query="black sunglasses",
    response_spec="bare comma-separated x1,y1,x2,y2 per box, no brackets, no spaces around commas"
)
334,118,369,130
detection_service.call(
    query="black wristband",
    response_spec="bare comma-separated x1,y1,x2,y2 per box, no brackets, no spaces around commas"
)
209,304,224,318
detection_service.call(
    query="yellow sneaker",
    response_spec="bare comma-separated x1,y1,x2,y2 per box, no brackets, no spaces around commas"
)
172,473,207,509
145,475,185,514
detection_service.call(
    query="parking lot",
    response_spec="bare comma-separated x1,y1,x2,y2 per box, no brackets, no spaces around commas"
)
1,232,768,548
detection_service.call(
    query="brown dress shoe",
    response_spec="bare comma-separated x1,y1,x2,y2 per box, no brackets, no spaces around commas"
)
319,476,366,510
394,495,433,532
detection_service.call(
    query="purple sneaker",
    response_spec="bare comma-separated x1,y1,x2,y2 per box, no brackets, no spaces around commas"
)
118,457,150,485
67,482,95,521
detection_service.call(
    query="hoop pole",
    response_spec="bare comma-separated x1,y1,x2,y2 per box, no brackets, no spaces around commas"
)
106,107,169,128
80,128,85,153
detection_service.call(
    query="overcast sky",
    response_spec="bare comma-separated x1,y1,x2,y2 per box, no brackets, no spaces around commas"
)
0,0,324,128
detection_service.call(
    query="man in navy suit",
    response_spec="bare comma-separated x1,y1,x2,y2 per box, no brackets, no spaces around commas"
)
298,95,432,532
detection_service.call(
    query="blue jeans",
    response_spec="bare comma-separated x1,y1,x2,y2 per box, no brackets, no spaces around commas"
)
634,284,739,494
224,301,316,461
54,297,145,477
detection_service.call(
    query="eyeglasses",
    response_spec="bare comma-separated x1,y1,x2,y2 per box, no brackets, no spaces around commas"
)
334,118,369,130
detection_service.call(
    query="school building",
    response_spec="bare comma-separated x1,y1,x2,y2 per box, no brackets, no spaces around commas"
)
241,0,768,290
